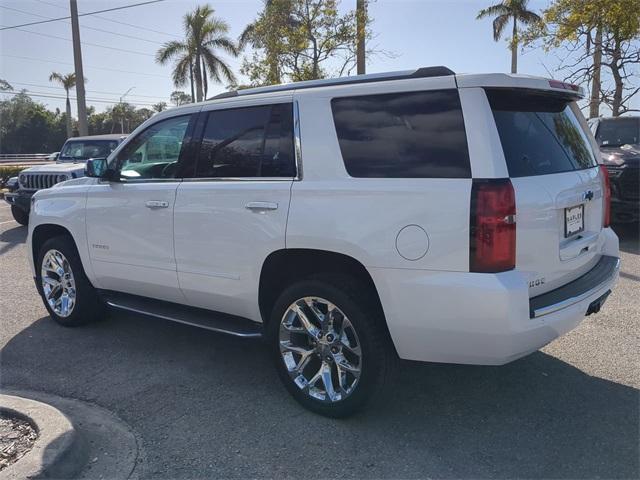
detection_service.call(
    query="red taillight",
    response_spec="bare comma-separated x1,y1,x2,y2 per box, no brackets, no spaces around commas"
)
600,164,611,227
470,179,516,273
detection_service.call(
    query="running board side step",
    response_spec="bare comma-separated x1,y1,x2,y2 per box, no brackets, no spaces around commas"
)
100,291,264,338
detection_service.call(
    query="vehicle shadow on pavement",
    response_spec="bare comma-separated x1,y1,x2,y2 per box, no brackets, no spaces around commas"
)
0,225,26,256
1,313,638,479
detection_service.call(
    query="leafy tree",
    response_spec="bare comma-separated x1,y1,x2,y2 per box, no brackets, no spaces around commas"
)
528,0,640,116
49,72,79,138
153,102,168,112
0,79,12,91
476,0,542,73
170,90,192,106
240,0,372,86
156,4,238,102
0,92,65,153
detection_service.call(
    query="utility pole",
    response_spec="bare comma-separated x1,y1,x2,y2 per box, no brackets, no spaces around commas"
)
356,0,366,75
119,87,134,133
70,0,88,135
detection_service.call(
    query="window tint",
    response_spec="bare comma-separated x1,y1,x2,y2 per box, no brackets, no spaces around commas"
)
59,140,119,161
112,115,190,180
487,89,597,177
595,118,640,147
195,103,295,178
331,90,470,178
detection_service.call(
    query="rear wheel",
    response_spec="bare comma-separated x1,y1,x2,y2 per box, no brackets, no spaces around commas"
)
268,275,392,417
36,235,105,327
11,205,28,226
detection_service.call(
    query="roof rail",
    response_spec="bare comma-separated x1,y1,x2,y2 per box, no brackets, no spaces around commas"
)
209,66,455,100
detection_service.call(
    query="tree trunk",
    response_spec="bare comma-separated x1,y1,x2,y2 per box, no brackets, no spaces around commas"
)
356,0,366,75
511,15,518,74
189,60,196,103
193,53,204,102
202,58,208,99
589,26,602,119
65,93,72,138
610,46,623,116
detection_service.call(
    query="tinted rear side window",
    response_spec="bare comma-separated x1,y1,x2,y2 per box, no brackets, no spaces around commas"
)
487,89,597,177
331,90,471,178
195,103,295,178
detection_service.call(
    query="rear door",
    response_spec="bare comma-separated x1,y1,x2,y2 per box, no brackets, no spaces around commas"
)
485,89,604,295
173,98,296,321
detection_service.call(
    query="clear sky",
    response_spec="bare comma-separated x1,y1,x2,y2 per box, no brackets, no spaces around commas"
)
0,0,630,115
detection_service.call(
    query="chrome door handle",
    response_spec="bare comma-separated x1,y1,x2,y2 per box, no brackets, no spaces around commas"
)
245,201,278,211
145,200,169,209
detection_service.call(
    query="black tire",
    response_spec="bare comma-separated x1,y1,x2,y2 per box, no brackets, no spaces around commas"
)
36,235,105,327
11,205,28,226
267,274,393,418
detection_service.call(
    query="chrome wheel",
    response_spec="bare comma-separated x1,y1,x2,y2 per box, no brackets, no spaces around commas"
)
279,297,362,402
41,249,76,318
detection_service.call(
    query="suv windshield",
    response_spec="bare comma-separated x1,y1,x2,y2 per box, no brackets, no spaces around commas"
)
595,118,640,147
59,140,119,161
487,89,597,177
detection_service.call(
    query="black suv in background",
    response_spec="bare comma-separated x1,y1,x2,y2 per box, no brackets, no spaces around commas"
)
590,116,640,223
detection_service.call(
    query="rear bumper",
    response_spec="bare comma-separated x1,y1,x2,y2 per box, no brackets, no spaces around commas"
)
3,190,32,213
530,255,619,318
370,230,620,366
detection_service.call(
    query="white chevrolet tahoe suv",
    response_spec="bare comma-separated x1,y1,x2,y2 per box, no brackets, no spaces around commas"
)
28,67,620,417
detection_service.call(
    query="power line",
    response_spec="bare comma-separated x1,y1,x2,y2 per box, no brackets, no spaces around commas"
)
5,81,168,100
1,23,157,57
1,89,160,107
34,0,181,39
0,0,167,31
1,54,169,78
3,3,167,46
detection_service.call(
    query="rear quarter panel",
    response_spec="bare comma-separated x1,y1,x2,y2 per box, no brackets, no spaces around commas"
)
288,79,472,272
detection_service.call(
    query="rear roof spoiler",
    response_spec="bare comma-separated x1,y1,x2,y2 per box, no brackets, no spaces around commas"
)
456,73,585,98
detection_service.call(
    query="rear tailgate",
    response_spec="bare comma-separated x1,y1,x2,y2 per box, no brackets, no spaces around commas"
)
485,88,605,296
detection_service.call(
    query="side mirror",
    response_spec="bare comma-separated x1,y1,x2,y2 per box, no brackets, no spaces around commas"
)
84,158,108,178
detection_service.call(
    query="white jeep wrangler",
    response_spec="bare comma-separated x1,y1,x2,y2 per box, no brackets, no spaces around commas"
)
28,67,620,417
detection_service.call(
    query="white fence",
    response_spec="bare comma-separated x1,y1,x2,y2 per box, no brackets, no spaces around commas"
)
0,154,53,166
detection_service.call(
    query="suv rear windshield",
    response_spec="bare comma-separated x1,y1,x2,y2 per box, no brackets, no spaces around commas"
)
595,117,640,147
59,140,119,161
486,89,597,177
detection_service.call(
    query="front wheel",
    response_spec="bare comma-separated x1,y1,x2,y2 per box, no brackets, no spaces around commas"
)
11,205,28,226
268,275,392,417
36,235,105,327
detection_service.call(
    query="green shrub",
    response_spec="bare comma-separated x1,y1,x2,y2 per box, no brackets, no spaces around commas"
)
0,165,28,189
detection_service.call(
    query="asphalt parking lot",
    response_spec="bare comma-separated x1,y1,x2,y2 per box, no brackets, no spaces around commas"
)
1,202,638,479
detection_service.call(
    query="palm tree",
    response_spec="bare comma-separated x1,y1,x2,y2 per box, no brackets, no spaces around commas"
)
476,0,541,74
49,72,77,138
156,5,238,102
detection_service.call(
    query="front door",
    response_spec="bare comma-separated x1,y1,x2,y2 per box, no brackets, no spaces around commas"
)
86,114,196,303
174,100,296,321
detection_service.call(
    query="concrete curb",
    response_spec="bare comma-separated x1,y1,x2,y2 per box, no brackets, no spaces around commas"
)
0,394,86,479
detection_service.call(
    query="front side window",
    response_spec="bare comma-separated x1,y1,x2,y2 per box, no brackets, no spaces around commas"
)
111,115,191,180
59,140,119,161
194,103,295,178
487,89,597,177
331,90,471,178
595,118,640,147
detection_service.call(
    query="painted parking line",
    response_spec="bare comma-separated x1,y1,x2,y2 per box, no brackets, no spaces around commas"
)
0,220,16,225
